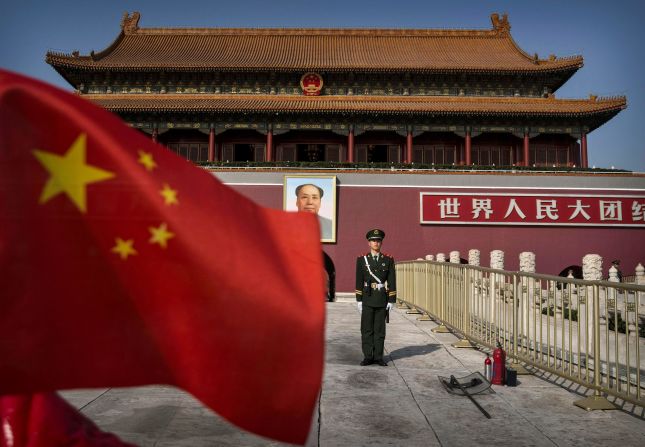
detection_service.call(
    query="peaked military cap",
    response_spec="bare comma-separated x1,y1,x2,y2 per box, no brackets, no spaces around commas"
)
366,229,385,240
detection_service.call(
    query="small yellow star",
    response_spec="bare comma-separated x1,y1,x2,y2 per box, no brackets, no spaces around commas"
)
33,133,115,213
112,238,137,260
149,222,175,249
137,150,157,171
160,183,179,205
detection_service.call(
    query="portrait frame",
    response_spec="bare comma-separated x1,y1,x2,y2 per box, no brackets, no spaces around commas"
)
283,175,337,243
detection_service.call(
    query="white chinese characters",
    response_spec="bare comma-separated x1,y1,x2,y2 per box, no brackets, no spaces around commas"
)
427,194,644,226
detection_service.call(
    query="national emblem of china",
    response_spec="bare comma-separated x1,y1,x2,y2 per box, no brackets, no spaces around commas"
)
300,72,323,96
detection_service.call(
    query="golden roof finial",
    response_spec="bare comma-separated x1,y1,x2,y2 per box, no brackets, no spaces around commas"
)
121,11,141,35
491,13,511,35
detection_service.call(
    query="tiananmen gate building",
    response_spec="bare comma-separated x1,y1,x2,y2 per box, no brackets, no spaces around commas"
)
47,12,644,295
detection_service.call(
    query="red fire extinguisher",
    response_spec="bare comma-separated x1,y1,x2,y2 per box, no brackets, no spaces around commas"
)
491,341,506,385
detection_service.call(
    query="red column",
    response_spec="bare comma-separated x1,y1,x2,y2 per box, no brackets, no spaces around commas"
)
266,126,273,162
347,126,354,162
465,129,472,166
208,126,216,162
406,130,413,163
581,132,588,168
523,132,530,167
152,126,158,144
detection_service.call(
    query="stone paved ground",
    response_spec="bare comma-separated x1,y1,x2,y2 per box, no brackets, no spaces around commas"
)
62,302,645,446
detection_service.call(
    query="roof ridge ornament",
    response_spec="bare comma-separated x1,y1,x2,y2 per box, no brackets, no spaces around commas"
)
490,13,510,36
121,11,141,35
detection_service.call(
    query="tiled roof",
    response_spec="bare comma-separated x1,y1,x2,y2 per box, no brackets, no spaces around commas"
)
46,13,582,74
86,94,626,116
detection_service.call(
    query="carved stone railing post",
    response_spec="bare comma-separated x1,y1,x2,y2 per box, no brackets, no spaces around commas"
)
607,266,620,321
467,249,480,320
450,251,460,263
519,252,535,274
436,253,446,262
468,249,480,266
490,250,505,270
582,254,603,280
564,270,579,321
425,254,435,261
582,254,603,350
636,263,645,285
636,263,645,319
489,250,505,325
519,252,536,342
608,266,619,283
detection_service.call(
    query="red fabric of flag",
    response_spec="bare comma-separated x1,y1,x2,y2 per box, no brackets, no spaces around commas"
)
0,392,135,446
0,69,325,445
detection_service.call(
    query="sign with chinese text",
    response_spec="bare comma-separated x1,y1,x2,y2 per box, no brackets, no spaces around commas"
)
420,193,645,227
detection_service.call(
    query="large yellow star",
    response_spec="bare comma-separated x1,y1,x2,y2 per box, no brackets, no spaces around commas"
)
160,183,179,205
138,150,157,171
33,133,115,213
112,238,137,260
148,222,175,249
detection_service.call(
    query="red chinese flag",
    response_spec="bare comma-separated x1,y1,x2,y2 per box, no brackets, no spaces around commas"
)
0,69,325,445
0,392,136,446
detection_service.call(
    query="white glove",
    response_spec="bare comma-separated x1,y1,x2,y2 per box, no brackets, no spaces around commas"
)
386,303,393,311
357,302,363,313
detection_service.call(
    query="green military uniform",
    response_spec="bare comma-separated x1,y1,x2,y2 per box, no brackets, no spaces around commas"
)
355,229,397,365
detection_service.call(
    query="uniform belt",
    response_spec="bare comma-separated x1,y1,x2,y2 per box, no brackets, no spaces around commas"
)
370,283,385,290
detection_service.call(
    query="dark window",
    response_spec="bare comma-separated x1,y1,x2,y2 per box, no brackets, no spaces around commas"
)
233,144,254,162
187,144,199,162
412,145,456,165
325,144,342,162
368,145,388,163
297,144,324,162
199,145,209,162
277,144,296,161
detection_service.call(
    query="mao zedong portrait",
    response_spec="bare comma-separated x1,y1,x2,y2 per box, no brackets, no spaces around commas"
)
295,183,332,240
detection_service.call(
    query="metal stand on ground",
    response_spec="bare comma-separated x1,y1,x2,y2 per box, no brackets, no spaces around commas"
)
396,300,409,309
574,394,618,411
439,372,493,419
452,337,475,348
508,360,530,374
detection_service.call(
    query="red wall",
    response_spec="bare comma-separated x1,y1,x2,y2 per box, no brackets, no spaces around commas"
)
229,184,645,293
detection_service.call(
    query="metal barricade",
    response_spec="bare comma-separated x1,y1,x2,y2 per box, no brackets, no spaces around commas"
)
395,260,645,409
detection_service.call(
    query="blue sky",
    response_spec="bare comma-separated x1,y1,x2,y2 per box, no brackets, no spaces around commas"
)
2,0,643,171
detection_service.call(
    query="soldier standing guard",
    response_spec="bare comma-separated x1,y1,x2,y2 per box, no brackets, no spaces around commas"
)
355,229,397,366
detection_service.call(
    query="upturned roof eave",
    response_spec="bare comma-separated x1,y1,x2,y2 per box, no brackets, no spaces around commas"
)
45,60,584,75
99,105,625,131
101,109,625,118
87,96,626,117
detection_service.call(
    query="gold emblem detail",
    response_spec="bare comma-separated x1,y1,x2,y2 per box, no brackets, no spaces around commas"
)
300,72,323,96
